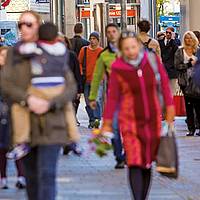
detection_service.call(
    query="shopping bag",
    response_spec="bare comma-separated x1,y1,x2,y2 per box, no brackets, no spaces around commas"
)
156,124,179,179
173,89,186,116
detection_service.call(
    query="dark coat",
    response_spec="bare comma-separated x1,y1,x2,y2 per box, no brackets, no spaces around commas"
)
0,66,11,149
193,49,200,87
174,48,191,89
175,47,200,98
1,46,77,146
159,38,178,79
70,35,90,56
0,78,10,149
68,50,82,93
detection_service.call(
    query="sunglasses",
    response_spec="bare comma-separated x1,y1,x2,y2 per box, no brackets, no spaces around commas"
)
121,31,137,39
166,31,172,35
18,22,33,29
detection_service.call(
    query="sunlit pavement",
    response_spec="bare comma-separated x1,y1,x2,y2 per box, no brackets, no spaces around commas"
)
1,99,200,200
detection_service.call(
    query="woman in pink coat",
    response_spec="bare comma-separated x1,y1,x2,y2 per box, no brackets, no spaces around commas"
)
102,31,175,200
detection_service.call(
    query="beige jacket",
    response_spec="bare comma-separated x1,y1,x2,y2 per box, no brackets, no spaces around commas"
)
138,32,161,57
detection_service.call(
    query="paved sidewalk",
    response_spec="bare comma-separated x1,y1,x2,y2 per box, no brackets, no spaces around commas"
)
1,101,200,200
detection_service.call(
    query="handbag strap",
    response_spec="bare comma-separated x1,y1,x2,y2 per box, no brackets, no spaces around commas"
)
167,123,175,137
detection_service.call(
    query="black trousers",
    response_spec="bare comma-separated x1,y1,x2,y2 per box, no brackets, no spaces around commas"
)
184,96,200,132
129,166,152,200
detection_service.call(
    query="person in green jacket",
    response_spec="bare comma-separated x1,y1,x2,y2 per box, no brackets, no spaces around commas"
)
89,23,125,169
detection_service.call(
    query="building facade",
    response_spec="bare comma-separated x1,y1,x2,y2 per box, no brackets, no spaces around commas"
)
180,0,200,37
4,0,50,21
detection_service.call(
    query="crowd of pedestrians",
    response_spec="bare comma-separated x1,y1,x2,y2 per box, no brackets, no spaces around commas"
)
0,10,200,200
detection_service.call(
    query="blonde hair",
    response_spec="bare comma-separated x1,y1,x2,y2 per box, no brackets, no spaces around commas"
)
182,31,199,53
20,10,42,25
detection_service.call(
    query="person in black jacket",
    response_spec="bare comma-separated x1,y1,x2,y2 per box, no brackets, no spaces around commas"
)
58,35,82,156
70,23,90,56
70,23,90,125
159,27,178,95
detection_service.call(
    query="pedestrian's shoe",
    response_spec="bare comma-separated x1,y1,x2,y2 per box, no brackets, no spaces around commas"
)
16,177,26,189
76,119,80,126
0,178,8,189
6,143,30,160
73,146,83,156
196,131,200,136
186,131,195,136
93,119,100,129
115,160,125,169
63,146,72,155
88,122,94,129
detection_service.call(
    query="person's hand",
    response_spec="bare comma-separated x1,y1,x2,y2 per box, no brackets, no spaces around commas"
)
76,93,81,99
165,105,175,124
101,120,113,133
89,100,97,110
27,95,50,115
191,59,197,66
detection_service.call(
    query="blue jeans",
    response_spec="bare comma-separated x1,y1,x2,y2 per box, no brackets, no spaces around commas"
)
84,83,101,122
112,111,125,162
23,145,61,200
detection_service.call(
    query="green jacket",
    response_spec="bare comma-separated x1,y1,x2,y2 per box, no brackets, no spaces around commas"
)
89,46,117,100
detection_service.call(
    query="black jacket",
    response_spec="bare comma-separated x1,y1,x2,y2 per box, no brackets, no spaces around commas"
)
68,50,82,93
159,38,178,79
70,35,90,56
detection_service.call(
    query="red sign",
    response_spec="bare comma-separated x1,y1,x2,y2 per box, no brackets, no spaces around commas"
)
81,9,136,18
2,0,11,7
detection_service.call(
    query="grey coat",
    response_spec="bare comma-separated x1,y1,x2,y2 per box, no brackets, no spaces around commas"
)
0,46,77,146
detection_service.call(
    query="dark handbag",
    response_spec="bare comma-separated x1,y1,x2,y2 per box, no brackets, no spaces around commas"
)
156,124,179,179
81,47,87,90
177,70,187,87
184,77,200,98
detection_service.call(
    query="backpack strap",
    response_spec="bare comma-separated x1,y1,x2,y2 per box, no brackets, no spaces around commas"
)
142,38,152,49
147,52,164,109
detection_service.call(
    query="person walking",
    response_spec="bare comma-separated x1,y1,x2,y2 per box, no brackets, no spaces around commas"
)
102,31,175,200
1,11,76,200
175,31,200,136
70,23,90,126
70,22,90,56
137,20,161,56
78,32,103,129
159,27,178,95
0,46,26,189
58,35,82,156
89,23,125,169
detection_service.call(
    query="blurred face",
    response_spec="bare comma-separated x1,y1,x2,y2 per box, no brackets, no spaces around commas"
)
121,37,141,60
0,49,8,66
166,28,173,40
19,13,40,42
184,34,194,46
106,27,120,43
89,36,99,48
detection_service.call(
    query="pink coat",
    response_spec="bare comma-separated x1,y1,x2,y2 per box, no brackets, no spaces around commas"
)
103,52,174,168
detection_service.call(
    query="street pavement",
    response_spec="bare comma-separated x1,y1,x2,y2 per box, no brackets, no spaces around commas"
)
1,99,200,200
